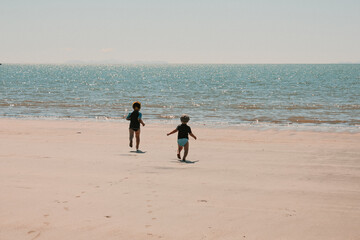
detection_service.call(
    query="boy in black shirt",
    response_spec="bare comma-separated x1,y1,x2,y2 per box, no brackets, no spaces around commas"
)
167,114,197,161
126,101,145,151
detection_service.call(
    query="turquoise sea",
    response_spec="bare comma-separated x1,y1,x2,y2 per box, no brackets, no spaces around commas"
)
1,64,359,131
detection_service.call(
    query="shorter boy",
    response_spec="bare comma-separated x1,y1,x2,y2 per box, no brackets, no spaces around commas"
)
126,101,145,152
167,114,197,161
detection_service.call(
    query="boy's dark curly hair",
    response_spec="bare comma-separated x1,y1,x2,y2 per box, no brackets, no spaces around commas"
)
132,101,141,110
180,114,190,122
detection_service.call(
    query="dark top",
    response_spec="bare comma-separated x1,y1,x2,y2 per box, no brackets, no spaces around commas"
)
176,124,192,139
127,111,142,130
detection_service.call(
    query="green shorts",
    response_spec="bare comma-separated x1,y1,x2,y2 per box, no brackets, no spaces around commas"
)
177,138,188,147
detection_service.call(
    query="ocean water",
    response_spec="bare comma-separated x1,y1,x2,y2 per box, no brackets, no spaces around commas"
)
1,64,359,131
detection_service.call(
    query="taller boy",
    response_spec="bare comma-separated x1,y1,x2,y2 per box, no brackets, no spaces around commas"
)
126,101,145,151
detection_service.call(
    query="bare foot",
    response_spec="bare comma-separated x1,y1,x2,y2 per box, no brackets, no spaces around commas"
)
177,153,181,159
129,141,133,148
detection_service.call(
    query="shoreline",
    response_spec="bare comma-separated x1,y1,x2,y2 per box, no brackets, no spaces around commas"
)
1,118,359,239
1,116,359,133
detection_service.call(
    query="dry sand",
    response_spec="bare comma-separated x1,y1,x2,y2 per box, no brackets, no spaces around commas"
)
0,119,359,240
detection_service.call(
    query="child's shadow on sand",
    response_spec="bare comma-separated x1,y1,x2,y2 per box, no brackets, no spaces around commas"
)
130,150,146,154
176,159,199,164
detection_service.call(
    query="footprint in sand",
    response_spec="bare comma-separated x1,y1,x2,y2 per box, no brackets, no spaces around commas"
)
284,208,296,217
105,216,111,218
55,200,69,204
27,231,41,240
64,207,69,211
147,233,163,238
198,200,208,203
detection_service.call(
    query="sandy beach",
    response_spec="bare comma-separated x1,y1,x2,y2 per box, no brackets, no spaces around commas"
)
0,118,359,240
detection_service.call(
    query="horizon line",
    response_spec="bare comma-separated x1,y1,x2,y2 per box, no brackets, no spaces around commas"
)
1,62,360,65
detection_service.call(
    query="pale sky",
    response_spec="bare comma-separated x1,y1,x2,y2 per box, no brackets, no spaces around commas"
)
1,0,360,64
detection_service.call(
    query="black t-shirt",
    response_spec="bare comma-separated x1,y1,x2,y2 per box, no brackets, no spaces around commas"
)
128,111,141,130
176,124,192,139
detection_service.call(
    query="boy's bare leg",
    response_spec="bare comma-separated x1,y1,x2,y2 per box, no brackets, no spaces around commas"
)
129,129,134,147
135,130,141,150
182,142,189,161
177,145,183,159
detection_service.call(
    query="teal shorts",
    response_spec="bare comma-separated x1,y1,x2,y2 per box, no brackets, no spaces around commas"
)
177,138,188,147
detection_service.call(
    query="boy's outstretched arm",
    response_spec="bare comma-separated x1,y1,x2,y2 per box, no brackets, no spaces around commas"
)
189,132,197,140
167,129,177,136
139,118,145,126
